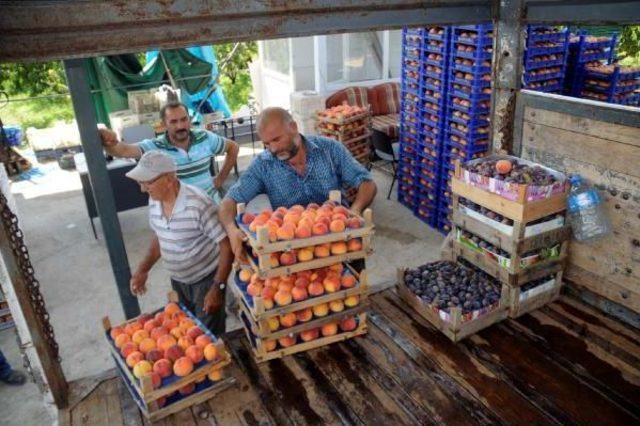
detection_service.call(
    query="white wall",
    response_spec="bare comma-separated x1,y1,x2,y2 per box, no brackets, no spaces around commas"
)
291,36,316,91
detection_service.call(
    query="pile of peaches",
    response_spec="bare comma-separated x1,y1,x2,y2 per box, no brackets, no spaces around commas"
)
240,202,366,267
259,316,360,352
317,103,368,122
109,303,223,404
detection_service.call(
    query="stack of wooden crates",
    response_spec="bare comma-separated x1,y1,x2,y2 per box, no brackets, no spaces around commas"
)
316,107,372,166
232,191,373,362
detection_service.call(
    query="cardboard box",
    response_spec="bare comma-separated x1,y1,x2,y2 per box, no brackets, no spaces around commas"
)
128,89,159,114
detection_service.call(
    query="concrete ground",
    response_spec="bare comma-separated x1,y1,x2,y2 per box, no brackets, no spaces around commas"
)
0,147,443,425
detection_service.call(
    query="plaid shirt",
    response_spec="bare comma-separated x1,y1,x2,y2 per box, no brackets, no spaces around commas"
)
227,135,372,208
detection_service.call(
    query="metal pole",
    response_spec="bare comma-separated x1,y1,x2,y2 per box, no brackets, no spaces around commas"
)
63,58,141,319
490,0,525,153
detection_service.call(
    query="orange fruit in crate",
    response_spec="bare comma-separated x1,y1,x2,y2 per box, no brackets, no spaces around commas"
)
114,333,131,349
173,357,194,377
208,369,223,382
195,335,212,349
185,345,204,364
110,326,125,340
203,343,219,362
164,302,181,316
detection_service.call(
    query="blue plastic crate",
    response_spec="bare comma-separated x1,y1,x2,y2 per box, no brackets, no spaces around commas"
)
525,43,567,58
402,57,423,73
422,76,446,92
423,51,448,68
424,26,451,42
424,38,448,54
421,97,446,115
448,83,492,98
403,45,422,60
415,143,440,162
448,98,492,115
523,69,564,84
448,111,489,128
448,72,492,89
525,57,566,70
452,44,493,61
452,25,493,47
451,59,492,75
1,126,22,147
526,26,568,43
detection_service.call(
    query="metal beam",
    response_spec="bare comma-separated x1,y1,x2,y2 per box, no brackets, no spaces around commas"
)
0,0,492,63
63,59,140,319
490,0,525,153
526,0,640,25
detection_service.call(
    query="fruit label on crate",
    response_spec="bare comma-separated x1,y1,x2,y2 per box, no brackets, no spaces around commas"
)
519,278,556,302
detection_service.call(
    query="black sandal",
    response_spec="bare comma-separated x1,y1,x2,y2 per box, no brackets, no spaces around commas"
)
1,370,26,386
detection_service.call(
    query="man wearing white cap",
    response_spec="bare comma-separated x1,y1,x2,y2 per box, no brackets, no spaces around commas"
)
126,151,232,335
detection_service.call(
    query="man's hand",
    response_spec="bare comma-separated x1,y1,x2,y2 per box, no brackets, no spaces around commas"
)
203,286,224,314
213,174,224,190
228,227,248,263
98,127,119,148
130,271,148,296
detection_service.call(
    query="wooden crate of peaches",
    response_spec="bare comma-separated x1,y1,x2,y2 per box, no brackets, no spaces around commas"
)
236,191,374,278
102,293,234,422
316,103,372,165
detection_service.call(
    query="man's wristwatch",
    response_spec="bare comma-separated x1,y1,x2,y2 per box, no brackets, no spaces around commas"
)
214,281,226,292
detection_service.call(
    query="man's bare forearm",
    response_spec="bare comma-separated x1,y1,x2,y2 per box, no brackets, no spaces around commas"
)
217,141,239,182
135,235,161,274
219,197,239,232
105,141,142,159
214,237,233,283
350,180,377,215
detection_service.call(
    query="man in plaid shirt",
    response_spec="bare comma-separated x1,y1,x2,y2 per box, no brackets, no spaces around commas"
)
219,107,377,261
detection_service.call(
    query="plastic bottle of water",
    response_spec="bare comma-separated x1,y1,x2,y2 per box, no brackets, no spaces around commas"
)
567,174,610,242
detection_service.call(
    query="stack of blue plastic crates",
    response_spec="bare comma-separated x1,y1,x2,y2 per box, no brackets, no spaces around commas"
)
523,25,569,93
564,31,617,96
579,65,640,106
439,24,493,234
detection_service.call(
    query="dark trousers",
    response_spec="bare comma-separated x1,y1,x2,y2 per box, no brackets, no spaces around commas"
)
0,349,12,380
171,270,226,337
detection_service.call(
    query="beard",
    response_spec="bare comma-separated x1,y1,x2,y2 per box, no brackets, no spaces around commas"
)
173,129,189,142
273,136,300,161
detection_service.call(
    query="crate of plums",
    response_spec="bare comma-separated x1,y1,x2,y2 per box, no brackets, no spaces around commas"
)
397,260,509,342
508,271,563,318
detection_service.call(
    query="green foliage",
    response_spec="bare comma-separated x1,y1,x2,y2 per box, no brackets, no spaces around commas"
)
214,42,257,112
0,61,67,96
617,26,640,66
1,95,74,129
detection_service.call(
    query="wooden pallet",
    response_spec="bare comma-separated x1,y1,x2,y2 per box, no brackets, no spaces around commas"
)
508,271,563,318
454,240,567,287
240,310,368,363
231,263,369,321
102,292,232,417
237,191,374,255
396,268,509,342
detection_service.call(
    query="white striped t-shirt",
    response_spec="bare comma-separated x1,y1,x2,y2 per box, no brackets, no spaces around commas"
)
149,183,227,284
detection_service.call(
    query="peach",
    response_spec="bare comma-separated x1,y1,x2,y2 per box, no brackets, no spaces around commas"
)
133,360,153,379
136,313,154,327
247,282,263,297
321,323,339,337
239,268,253,283
208,369,223,381
241,212,256,225
283,212,301,225
291,286,308,302
276,223,296,240
323,276,341,293
278,282,294,293
298,247,314,262
274,289,292,306
314,244,331,258
157,396,167,408
290,204,305,213
263,339,277,352
187,326,204,340
347,238,362,252
249,217,267,232
195,334,212,349
261,286,276,301
331,242,348,255
185,345,204,364
312,303,329,317
143,319,159,333
315,215,331,226
295,308,313,322
153,359,172,378
121,342,138,358
263,298,274,310
308,281,325,297
300,328,320,342
331,213,348,222
267,317,280,332
124,322,142,336
115,333,131,349
496,159,513,174
179,319,196,332
298,216,315,228
162,318,178,331
157,335,177,352
329,219,346,233
110,326,125,340
344,295,360,308
145,348,163,364
138,337,157,354
329,263,344,273
203,343,219,361
347,217,364,229
173,357,194,377
154,312,166,324
341,274,357,289
164,344,184,363
279,251,297,266
147,372,162,389
329,299,345,313
334,205,349,216
132,329,149,345
179,383,196,396
294,276,310,288
307,202,320,210
279,313,297,328
177,336,195,351
278,336,297,348
312,222,329,236
170,327,184,339
126,351,145,368
295,225,312,239
164,302,181,316
150,326,169,341
339,317,358,332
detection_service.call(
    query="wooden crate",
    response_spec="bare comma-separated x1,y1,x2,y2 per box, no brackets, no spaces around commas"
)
239,310,368,363
102,292,233,420
237,191,374,255
317,124,370,142
396,269,509,342
316,109,370,126
452,161,568,224
454,240,567,286
508,271,564,318
230,263,369,321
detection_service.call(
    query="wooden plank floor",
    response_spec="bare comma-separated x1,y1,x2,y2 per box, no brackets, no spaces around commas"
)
61,289,640,425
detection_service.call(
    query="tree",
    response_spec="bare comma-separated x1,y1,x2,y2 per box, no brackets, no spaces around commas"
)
617,26,640,64
213,42,258,112
0,61,67,96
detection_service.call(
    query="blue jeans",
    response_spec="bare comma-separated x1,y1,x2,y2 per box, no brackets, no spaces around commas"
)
0,349,12,380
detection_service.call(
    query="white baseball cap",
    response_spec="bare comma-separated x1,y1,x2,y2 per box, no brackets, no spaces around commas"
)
126,151,177,182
